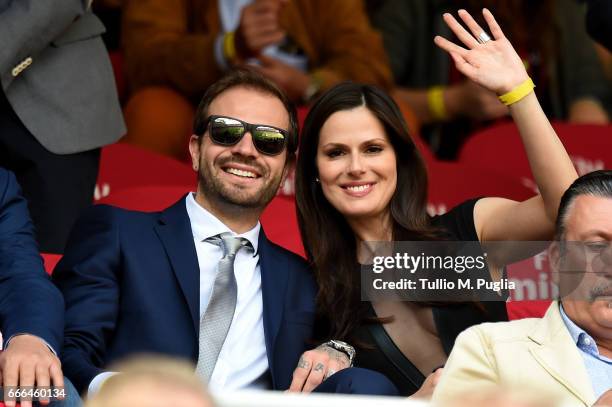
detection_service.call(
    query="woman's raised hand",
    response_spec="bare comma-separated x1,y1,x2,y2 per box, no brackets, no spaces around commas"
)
434,9,529,95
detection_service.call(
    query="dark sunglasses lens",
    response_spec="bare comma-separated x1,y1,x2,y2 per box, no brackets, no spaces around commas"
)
210,117,245,145
253,127,286,155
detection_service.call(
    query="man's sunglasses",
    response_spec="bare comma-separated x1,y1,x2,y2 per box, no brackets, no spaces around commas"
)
202,115,288,156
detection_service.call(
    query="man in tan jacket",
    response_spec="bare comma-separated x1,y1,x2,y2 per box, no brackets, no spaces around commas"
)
433,170,612,407
120,0,392,160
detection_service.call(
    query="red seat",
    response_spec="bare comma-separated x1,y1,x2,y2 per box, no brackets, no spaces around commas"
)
507,300,550,320
97,185,193,212
260,195,304,256
458,122,612,192
41,253,62,275
95,143,195,201
426,160,534,215
97,185,304,256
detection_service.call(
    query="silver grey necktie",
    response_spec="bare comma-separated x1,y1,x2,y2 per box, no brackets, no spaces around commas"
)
196,232,251,381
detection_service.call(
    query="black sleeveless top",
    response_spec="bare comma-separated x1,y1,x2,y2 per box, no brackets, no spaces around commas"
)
350,199,508,396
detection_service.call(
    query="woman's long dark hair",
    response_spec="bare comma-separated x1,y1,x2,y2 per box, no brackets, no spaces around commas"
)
295,82,439,340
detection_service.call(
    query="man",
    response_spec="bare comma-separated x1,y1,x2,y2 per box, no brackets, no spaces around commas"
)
0,0,125,253
0,167,73,407
432,170,612,406
120,0,392,160
54,69,396,397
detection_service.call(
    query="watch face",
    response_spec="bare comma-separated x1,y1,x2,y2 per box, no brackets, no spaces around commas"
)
329,340,355,361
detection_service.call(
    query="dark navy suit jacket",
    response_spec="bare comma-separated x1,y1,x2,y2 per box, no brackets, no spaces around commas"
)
0,167,64,351
53,197,317,394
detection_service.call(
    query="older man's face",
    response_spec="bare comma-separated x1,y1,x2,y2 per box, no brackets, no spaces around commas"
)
560,195,612,340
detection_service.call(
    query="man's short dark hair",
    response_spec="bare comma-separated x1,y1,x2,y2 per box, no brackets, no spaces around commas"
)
555,170,612,239
192,68,299,158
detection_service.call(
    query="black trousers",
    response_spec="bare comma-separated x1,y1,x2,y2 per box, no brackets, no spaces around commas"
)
0,91,100,254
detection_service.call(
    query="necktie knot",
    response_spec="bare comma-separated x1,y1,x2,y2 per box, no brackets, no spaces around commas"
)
206,232,251,258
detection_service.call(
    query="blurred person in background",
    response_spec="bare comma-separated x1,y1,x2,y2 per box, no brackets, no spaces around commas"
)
84,356,215,407
585,0,612,101
0,0,125,253
120,0,392,161
585,0,612,52
369,0,610,159
433,171,612,407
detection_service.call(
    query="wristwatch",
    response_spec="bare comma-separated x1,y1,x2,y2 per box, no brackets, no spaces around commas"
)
323,340,356,367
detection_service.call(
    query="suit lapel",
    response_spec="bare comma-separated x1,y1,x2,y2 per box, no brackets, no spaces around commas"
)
528,303,595,406
154,196,200,334
258,231,289,379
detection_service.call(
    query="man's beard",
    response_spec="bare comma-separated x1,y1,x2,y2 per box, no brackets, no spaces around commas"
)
198,155,283,209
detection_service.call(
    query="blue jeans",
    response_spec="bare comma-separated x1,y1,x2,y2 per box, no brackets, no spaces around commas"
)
47,377,82,407
312,367,398,396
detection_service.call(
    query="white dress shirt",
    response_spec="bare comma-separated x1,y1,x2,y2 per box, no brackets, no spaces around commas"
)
186,193,268,392
88,193,268,395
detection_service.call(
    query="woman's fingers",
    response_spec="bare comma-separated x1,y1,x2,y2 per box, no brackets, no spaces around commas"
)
482,8,505,40
442,12,479,49
434,35,469,58
449,52,477,78
457,9,489,43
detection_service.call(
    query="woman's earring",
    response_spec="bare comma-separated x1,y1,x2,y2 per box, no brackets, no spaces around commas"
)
315,177,320,183
194,164,199,171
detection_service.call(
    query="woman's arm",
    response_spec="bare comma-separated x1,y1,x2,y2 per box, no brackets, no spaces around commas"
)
435,9,578,243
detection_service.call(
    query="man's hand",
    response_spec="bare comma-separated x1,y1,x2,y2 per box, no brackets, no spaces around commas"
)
235,0,288,59
594,389,612,406
0,335,64,407
288,344,351,393
251,55,310,102
409,368,443,400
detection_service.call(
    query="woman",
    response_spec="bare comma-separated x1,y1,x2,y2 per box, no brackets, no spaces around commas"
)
292,9,578,397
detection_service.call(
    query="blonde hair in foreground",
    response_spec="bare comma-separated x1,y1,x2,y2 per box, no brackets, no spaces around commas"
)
85,355,214,407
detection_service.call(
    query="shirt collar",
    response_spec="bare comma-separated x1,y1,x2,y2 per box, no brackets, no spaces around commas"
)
185,193,260,254
559,303,600,355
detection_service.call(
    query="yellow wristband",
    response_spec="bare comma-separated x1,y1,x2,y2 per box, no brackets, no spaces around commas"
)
223,31,237,64
427,86,447,120
498,77,535,106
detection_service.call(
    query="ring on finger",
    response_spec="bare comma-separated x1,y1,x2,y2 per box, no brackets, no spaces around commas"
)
478,32,492,44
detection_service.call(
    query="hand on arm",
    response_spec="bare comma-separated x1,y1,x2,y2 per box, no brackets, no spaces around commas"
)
288,344,351,393
395,80,507,125
435,9,577,248
234,0,288,60
250,55,310,102
0,335,63,407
